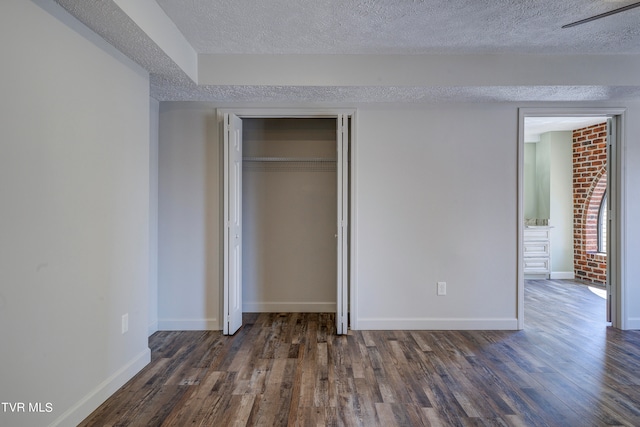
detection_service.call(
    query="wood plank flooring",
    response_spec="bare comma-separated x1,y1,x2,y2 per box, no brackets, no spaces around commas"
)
80,280,640,426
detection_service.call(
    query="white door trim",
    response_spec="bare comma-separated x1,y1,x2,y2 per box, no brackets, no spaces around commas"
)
517,107,627,330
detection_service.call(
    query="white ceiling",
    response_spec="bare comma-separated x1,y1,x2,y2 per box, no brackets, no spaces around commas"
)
524,116,609,142
155,0,640,55
52,0,640,103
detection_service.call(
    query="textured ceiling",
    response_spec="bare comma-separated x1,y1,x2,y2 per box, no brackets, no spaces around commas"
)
156,0,640,55
52,0,640,103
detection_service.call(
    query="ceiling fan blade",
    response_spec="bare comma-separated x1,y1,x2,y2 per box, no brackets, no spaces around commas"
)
562,1,640,28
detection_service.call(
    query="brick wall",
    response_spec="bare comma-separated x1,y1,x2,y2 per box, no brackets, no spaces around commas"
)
573,123,607,285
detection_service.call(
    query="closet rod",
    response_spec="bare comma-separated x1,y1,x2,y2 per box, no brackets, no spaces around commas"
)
243,156,336,163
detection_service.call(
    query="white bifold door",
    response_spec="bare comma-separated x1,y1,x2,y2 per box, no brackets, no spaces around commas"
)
223,113,350,335
223,113,243,335
335,115,349,335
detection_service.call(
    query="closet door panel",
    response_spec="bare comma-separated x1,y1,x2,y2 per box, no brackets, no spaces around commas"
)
336,115,349,335
223,113,243,335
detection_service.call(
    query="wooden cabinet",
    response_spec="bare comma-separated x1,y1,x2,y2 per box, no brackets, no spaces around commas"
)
524,226,551,278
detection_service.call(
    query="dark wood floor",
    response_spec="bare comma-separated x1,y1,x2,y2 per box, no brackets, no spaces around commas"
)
81,280,640,426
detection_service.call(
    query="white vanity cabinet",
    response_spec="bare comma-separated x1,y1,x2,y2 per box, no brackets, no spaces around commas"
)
523,226,551,278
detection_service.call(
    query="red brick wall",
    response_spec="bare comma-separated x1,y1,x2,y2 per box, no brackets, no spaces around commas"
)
573,123,607,285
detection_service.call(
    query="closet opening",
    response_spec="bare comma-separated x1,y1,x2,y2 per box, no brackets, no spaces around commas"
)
243,118,338,313
223,112,352,335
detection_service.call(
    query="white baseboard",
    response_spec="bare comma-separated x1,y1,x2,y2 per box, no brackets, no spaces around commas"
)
243,302,336,313
50,348,151,427
148,320,158,336
355,317,518,330
625,318,640,330
158,318,219,330
550,271,575,280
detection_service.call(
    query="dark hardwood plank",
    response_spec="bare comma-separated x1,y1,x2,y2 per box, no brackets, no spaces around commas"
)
80,280,640,426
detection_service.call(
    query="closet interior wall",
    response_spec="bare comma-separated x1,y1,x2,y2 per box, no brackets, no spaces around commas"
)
242,118,337,312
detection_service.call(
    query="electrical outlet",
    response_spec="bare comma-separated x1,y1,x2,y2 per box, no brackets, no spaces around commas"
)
122,313,129,334
437,282,447,296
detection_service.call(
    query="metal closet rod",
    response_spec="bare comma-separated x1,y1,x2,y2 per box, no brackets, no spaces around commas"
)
243,156,336,163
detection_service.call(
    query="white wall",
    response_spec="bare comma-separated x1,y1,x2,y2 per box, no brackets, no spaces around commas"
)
158,103,220,330
623,104,640,329
354,106,518,329
0,1,151,426
156,101,640,331
158,103,519,330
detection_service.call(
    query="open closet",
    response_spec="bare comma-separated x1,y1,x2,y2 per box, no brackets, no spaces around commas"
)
223,113,351,335
242,118,337,312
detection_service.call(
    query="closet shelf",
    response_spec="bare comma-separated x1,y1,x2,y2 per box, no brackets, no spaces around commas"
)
243,157,336,163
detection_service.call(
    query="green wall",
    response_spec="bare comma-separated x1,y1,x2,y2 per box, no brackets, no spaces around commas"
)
524,131,574,274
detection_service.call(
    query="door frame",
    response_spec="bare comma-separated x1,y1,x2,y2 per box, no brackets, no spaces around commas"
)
218,108,358,333
517,108,626,330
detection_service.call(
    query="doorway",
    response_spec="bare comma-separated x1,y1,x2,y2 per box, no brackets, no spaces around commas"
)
221,110,353,336
518,109,625,329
